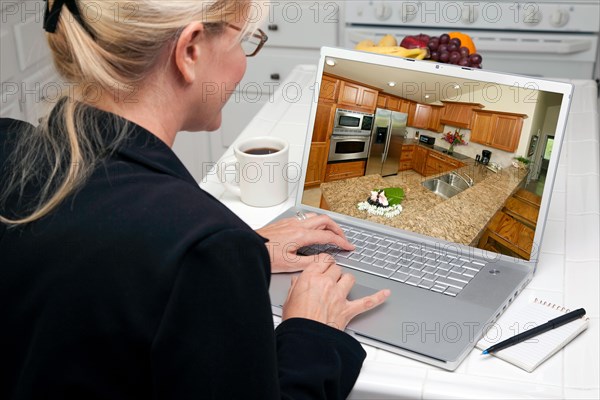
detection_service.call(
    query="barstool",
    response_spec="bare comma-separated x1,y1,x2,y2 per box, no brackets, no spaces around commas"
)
478,211,534,260
503,196,539,229
513,188,542,208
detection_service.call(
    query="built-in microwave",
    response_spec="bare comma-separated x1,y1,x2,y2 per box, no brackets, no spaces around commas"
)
333,108,374,136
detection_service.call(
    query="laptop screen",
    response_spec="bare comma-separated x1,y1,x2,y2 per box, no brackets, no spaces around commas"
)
300,49,571,262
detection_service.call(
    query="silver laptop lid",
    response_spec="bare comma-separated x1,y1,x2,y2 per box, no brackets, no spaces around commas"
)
296,47,573,269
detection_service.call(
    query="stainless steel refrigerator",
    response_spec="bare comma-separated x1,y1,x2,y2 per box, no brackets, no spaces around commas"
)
365,108,408,177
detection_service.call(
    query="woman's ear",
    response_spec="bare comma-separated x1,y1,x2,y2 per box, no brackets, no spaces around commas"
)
174,22,205,84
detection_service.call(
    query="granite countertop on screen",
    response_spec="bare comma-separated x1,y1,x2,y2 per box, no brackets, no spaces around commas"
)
320,162,528,246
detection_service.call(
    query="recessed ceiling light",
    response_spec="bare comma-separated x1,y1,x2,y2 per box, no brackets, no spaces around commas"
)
388,81,396,87
454,85,460,89
325,58,336,66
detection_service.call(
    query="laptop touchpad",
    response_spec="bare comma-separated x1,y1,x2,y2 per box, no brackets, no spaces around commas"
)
348,283,379,301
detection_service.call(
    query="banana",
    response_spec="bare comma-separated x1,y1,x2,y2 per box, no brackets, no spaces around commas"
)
358,45,429,60
355,39,376,51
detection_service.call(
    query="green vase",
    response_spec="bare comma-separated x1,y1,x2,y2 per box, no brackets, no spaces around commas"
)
448,144,454,155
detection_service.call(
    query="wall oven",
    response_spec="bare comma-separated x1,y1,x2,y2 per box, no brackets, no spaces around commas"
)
343,1,599,80
328,134,370,162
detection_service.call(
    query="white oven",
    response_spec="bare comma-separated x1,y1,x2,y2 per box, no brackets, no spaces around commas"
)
343,1,600,80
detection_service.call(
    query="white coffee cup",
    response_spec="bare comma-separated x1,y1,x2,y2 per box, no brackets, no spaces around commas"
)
219,136,289,207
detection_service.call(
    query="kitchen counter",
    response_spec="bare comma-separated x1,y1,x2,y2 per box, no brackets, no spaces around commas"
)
201,65,599,399
320,164,527,246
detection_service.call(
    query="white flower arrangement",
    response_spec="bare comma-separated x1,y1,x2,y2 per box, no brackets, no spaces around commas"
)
357,189,404,218
357,201,403,218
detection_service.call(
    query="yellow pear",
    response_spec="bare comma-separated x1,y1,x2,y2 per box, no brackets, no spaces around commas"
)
378,34,398,47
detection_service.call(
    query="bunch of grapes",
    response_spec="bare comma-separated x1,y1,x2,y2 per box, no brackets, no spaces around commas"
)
427,34,482,68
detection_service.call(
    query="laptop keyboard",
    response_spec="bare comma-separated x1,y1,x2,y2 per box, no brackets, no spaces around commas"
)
299,223,485,297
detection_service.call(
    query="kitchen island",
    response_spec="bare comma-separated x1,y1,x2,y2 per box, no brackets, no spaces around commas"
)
320,160,527,247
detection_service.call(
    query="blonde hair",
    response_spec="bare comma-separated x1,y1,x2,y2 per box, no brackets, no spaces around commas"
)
0,0,266,225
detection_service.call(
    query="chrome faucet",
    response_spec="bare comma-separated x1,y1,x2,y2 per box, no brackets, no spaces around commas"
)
463,173,474,186
451,171,474,187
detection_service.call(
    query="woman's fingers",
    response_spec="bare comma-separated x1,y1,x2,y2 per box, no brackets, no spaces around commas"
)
294,229,355,251
301,214,346,237
346,289,391,320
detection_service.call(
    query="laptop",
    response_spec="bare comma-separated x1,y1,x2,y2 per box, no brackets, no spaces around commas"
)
268,47,573,371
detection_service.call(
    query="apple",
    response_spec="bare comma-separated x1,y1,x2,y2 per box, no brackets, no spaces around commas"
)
400,33,429,49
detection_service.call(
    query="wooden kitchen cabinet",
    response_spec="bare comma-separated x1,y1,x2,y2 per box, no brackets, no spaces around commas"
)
319,75,340,103
398,98,414,114
325,160,366,182
305,103,335,188
427,105,444,132
408,103,429,128
386,96,400,110
408,103,443,132
399,144,414,171
338,81,378,111
305,143,328,187
412,146,429,175
471,110,527,153
377,94,405,112
312,103,335,143
440,101,485,129
425,151,465,175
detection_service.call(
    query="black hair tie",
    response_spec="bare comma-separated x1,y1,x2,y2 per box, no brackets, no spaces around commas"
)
44,0,95,39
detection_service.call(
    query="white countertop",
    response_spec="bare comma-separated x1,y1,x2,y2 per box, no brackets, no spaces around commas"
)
200,65,600,399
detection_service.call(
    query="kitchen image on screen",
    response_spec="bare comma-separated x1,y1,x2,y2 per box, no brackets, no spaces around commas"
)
301,57,564,261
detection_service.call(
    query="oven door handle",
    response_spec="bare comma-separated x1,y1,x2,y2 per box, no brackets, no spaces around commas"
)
331,135,371,141
477,39,592,55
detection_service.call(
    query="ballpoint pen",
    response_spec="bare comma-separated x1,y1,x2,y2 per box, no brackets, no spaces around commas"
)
482,308,586,355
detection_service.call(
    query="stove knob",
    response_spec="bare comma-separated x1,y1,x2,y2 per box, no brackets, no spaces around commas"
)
550,9,570,28
374,2,392,21
461,4,479,24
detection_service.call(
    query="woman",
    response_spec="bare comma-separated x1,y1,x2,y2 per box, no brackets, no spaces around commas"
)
0,1,389,399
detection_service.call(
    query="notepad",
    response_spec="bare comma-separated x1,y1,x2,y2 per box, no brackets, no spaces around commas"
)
476,298,589,372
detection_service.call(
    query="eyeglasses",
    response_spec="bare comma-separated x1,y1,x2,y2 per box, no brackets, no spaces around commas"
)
218,23,268,57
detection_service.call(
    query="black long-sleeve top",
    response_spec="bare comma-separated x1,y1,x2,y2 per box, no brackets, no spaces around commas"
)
0,109,366,400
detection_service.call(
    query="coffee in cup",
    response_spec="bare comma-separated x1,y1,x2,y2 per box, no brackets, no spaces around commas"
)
219,136,289,207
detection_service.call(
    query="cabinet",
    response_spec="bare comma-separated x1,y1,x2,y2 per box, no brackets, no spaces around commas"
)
408,103,444,132
399,145,414,171
440,101,485,129
412,146,429,175
425,151,465,176
427,105,444,132
305,103,336,188
338,81,378,111
376,94,413,117
320,75,340,103
386,96,400,110
470,110,527,152
312,103,335,143
325,160,366,182
398,98,414,114
305,143,329,187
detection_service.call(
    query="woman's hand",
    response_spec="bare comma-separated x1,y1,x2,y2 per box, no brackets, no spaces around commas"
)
282,261,390,331
256,213,355,273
